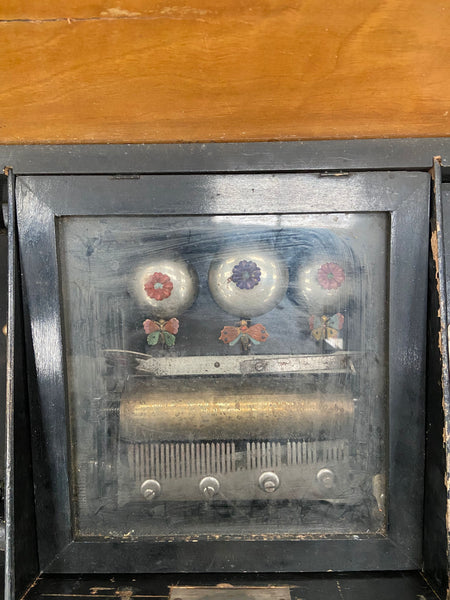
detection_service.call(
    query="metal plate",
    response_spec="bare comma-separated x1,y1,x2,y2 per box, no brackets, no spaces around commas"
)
169,586,291,600
128,351,356,376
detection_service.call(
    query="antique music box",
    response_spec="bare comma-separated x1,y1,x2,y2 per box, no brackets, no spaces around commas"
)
3,141,450,600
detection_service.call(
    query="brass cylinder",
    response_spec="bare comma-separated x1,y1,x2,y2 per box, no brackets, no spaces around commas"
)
120,380,354,442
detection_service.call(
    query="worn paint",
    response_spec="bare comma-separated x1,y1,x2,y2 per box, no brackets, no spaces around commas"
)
431,159,450,599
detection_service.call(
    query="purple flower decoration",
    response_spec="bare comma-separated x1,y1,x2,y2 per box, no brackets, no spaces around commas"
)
231,260,262,290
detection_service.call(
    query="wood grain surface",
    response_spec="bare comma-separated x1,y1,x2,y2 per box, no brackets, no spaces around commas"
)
1,1,450,143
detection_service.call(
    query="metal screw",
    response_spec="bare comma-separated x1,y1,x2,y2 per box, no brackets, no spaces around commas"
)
140,479,161,501
255,361,265,372
214,361,220,368
316,468,335,490
258,471,280,493
263,480,277,492
199,476,220,499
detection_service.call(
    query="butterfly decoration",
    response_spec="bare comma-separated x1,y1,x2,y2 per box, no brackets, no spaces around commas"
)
143,317,180,347
309,313,344,347
219,319,269,352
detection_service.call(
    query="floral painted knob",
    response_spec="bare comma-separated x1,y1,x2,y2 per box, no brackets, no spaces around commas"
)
292,258,350,311
317,263,345,290
230,260,262,290
208,245,288,318
133,256,198,319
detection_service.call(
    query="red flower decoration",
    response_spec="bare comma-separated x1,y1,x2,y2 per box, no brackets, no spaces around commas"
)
144,272,173,301
317,263,345,290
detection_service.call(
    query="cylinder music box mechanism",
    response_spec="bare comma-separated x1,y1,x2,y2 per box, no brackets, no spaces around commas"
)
116,375,359,505
58,208,391,539
120,383,354,443
10,145,433,589
104,232,369,509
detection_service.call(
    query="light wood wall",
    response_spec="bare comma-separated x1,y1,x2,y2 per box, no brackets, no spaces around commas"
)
1,1,450,143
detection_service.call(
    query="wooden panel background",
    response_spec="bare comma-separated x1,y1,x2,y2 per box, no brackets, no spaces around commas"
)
1,1,450,143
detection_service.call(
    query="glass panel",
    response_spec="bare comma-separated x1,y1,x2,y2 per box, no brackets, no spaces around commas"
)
58,213,388,539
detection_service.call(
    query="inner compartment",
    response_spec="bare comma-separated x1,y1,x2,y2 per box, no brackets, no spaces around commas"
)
57,213,389,540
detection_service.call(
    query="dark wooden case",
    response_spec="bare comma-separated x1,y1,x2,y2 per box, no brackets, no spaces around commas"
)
1,140,450,600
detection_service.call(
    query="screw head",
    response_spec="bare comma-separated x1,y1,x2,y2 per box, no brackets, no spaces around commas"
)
263,480,277,492
316,468,335,490
199,476,220,499
140,479,161,501
258,471,280,493
204,486,216,498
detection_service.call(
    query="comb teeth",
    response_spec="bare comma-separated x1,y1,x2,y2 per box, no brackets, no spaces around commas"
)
129,441,237,481
127,440,348,482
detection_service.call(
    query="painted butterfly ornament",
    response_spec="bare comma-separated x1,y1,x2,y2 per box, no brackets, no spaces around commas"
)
133,255,198,350
310,313,344,349
143,318,180,347
220,319,269,352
